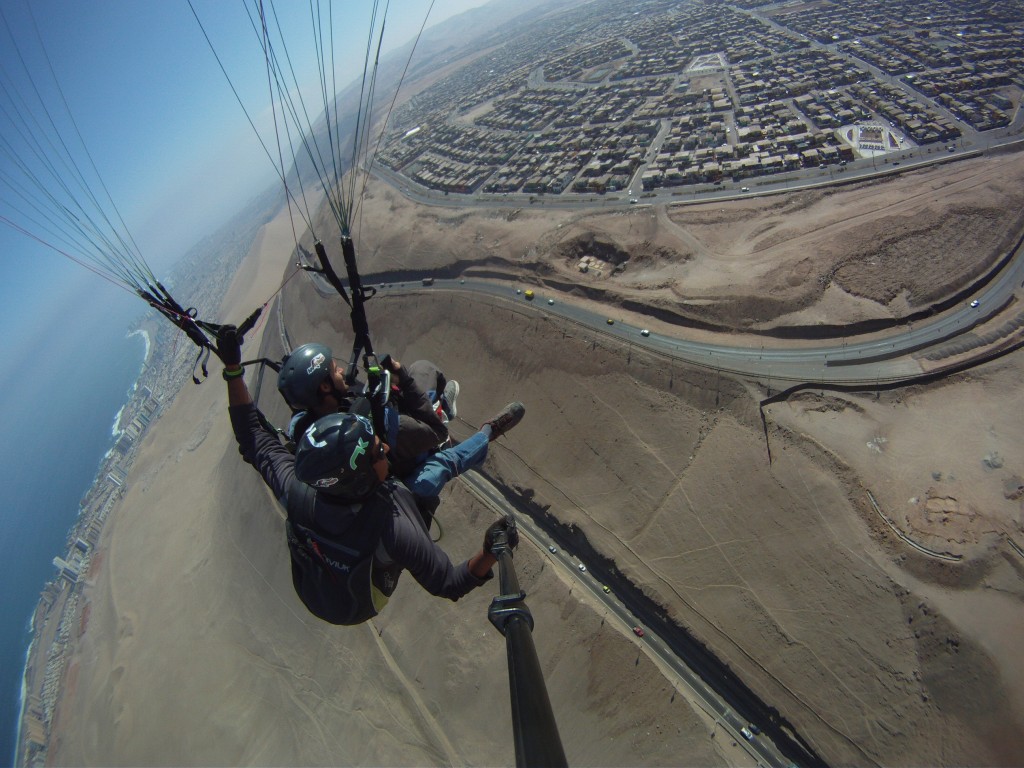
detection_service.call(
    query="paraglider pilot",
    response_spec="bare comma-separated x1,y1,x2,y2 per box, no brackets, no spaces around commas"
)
218,326,522,625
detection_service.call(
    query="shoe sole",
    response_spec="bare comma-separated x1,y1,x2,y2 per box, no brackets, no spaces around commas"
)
444,380,460,419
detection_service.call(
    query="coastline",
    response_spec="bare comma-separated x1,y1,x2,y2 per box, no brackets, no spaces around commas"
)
11,147,288,765
12,616,34,766
36,201,308,765
128,327,152,364
13,201,266,765
111,329,151,439
12,322,163,768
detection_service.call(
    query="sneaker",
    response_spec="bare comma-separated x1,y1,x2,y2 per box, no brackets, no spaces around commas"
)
442,379,460,419
484,401,525,442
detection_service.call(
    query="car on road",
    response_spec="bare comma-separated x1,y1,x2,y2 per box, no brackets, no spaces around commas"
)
516,288,522,295
548,298,555,305
970,299,980,308
602,585,611,594
577,563,587,572
629,197,638,204
548,545,557,554
740,186,750,192
633,626,644,637
740,727,754,741
748,723,761,735
606,318,614,325
640,329,650,337
524,289,534,300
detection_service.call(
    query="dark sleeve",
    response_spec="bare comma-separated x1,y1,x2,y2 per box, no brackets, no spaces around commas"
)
229,403,299,504
392,366,448,445
381,485,489,600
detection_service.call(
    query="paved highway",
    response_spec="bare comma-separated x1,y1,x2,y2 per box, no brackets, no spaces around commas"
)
465,471,793,767
378,244,1024,386
292,208,1022,768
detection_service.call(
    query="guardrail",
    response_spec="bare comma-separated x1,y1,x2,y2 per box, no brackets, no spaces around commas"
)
866,490,962,562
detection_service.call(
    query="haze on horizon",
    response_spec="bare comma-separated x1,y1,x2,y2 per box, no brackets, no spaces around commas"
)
0,0,496,369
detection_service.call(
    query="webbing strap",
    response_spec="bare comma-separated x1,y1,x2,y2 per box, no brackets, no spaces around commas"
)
138,280,264,383
300,239,387,440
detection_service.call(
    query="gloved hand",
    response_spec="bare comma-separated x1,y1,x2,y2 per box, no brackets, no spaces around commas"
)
379,354,401,373
484,515,519,554
216,325,243,366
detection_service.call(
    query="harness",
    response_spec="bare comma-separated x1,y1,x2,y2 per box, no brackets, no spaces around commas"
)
284,480,403,626
299,239,389,440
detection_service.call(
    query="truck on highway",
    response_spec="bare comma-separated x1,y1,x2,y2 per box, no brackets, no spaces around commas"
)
421,277,434,286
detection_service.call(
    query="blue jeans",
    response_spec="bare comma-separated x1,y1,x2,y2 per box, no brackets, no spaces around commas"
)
402,430,489,498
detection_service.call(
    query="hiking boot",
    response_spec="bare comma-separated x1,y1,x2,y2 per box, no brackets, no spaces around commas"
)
442,379,460,420
484,401,525,442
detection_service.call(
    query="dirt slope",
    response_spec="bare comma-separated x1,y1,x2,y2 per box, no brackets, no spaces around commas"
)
51,149,1024,766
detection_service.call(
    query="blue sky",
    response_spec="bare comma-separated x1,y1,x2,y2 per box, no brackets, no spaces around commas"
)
0,0,488,368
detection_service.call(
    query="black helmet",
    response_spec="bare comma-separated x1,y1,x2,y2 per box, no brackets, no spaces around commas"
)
294,413,381,499
278,343,333,409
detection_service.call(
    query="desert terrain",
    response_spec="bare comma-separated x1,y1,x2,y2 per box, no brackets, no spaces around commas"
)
50,148,1024,766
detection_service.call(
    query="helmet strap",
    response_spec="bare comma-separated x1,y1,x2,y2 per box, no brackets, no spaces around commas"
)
314,377,347,414
325,378,348,408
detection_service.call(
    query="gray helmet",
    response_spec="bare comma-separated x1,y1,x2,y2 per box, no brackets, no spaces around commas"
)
294,413,381,499
278,343,333,410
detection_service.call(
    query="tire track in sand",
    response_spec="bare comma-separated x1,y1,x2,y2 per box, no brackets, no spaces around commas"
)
367,621,462,766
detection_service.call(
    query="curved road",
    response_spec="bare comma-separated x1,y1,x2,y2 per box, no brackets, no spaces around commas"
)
376,242,1024,386
353,241,1024,767
281,268,808,764
291,221,1023,768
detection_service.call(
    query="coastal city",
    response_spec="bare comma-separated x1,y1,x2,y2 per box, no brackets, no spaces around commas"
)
17,381,161,767
14,217,260,767
12,0,1024,764
378,0,1021,197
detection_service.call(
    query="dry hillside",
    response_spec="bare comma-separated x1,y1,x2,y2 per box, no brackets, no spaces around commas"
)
51,150,1024,766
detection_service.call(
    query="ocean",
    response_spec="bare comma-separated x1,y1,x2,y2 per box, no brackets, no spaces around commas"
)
0,294,147,765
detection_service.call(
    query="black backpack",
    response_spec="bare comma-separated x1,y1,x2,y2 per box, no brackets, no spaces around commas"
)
284,482,401,625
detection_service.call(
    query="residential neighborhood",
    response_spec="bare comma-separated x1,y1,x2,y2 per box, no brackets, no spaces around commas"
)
377,0,1022,196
